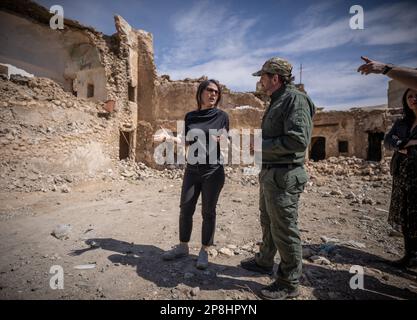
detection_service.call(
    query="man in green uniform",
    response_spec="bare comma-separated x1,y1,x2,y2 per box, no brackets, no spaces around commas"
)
240,57,315,300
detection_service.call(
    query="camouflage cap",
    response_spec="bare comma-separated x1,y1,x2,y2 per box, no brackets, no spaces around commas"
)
252,57,293,77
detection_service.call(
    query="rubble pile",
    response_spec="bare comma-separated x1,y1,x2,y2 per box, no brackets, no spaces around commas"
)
117,156,392,187
0,76,118,192
306,156,391,180
117,160,184,180
0,75,105,112
117,162,259,184
0,76,394,193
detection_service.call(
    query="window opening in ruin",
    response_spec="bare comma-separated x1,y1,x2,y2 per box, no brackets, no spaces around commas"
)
367,132,384,162
172,131,178,164
119,130,131,160
338,141,348,153
87,84,94,98
128,85,136,102
71,79,77,97
310,137,326,161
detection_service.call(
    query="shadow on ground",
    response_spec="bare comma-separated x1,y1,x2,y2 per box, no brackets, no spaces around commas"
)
302,243,417,300
70,238,267,298
70,238,417,300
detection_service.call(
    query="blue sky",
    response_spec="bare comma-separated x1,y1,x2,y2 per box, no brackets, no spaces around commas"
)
36,0,417,110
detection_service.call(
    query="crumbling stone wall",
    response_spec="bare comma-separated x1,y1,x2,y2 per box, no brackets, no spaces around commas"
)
0,76,118,192
154,76,264,123
1,1,142,162
311,107,392,161
0,5,106,100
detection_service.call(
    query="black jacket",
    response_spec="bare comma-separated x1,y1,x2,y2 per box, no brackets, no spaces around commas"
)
384,118,416,175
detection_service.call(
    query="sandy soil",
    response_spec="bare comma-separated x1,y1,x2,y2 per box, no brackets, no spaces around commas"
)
1,172,416,300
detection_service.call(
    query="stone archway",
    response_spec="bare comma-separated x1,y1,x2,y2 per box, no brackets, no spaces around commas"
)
310,137,326,161
367,131,384,162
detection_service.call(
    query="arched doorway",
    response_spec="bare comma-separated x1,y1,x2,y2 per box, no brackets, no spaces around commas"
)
310,137,326,161
367,132,385,161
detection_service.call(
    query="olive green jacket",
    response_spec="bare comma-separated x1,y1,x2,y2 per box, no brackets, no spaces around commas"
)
261,84,316,165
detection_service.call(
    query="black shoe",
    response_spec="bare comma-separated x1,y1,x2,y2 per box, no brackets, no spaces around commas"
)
240,257,273,275
260,281,300,300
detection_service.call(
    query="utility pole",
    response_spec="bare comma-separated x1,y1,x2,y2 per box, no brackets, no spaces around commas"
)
299,63,303,85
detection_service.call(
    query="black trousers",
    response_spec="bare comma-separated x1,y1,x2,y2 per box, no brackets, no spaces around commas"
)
179,164,225,246
403,226,417,255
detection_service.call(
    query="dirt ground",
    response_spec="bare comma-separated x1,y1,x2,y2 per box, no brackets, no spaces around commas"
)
1,170,417,301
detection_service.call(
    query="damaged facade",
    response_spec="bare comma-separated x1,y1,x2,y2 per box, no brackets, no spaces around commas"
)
1,0,405,182
1,0,138,169
310,106,391,162
309,79,406,162
0,0,265,170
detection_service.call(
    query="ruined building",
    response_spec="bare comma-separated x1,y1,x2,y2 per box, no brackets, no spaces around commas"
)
308,79,405,162
1,0,404,184
0,0,264,173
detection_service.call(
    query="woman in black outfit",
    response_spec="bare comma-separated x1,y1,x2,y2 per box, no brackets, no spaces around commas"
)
384,88,417,268
160,79,229,270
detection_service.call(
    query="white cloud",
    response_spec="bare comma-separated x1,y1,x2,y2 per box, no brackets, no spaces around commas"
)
301,60,389,110
258,2,417,54
162,56,391,110
158,1,416,110
160,0,257,69
279,20,352,53
161,56,261,92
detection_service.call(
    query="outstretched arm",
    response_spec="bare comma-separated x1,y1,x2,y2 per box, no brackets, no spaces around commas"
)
358,56,417,90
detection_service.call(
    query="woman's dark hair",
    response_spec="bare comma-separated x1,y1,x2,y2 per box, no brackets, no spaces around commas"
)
402,88,416,126
196,79,222,110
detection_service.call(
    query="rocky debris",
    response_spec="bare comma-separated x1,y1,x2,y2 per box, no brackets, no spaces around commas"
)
170,284,201,299
320,236,340,244
319,235,366,250
116,156,391,194
1,76,102,109
0,167,412,300
219,247,235,257
208,248,218,258
0,75,393,194
345,191,356,199
0,75,393,203
117,160,183,181
74,264,96,270
330,189,343,196
309,255,331,265
117,162,258,184
190,287,200,297
0,76,117,193
0,206,34,221
61,185,71,193
344,240,366,249
51,224,72,240
306,156,390,179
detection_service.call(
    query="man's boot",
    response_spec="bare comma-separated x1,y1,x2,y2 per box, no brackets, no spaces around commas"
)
240,257,273,275
260,280,300,300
